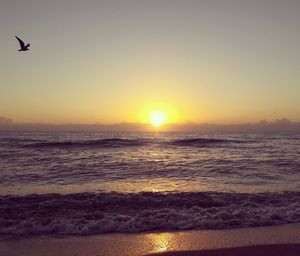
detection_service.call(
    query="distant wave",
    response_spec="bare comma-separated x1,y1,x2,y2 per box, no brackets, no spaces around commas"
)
168,138,232,146
1,191,299,235
20,137,242,149
23,138,148,148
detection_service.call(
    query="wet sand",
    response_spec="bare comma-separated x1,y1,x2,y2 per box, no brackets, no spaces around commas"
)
0,223,299,256
148,244,300,256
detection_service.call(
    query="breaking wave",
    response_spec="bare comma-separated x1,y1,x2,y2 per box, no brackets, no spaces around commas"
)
1,191,299,235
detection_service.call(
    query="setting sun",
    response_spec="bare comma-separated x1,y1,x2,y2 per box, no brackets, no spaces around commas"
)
150,111,167,127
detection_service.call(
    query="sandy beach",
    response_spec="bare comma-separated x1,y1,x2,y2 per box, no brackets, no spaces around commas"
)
0,223,299,256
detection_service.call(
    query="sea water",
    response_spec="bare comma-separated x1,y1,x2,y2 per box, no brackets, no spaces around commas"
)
0,131,299,234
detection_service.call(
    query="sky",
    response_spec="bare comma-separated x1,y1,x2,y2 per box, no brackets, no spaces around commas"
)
0,0,299,125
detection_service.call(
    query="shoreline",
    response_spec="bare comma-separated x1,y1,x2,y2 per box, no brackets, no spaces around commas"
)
1,223,299,256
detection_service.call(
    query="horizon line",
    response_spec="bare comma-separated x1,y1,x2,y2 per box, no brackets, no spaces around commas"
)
0,118,299,133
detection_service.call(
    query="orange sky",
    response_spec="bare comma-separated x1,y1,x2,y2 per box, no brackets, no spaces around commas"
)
1,1,299,124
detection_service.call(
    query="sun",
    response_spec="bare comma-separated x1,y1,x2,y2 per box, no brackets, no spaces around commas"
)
150,110,167,127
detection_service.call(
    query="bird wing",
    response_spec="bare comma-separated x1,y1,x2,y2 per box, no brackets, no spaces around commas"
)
15,36,26,48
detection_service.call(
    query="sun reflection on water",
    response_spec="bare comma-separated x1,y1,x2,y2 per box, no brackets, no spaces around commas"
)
146,233,175,253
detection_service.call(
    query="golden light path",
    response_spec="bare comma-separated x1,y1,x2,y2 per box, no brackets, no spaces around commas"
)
145,233,175,253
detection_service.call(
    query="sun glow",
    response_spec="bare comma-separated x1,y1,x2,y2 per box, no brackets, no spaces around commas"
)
150,110,167,127
138,102,179,126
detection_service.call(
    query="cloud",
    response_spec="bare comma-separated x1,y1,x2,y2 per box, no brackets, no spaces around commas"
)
0,116,12,124
0,118,299,132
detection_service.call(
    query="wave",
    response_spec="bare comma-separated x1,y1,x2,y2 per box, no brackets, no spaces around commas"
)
23,138,148,148
21,137,242,149
168,138,232,146
0,191,299,235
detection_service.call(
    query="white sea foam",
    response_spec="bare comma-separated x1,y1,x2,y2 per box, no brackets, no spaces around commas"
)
0,192,299,235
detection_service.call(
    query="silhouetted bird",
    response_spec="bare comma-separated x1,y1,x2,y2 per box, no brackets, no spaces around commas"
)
15,36,30,51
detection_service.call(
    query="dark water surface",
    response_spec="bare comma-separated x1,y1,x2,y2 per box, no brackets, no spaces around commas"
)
0,132,299,234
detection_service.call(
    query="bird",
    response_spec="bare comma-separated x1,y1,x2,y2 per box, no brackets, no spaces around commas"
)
15,36,30,51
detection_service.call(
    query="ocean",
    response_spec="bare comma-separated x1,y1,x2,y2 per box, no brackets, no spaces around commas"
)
0,131,299,235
